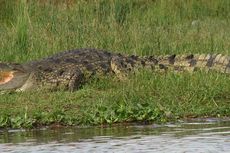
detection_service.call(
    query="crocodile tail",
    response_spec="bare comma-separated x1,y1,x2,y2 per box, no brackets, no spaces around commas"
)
156,54,230,73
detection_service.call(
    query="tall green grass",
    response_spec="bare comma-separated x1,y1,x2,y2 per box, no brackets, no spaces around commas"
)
0,0,230,61
15,0,30,56
0,0,229,128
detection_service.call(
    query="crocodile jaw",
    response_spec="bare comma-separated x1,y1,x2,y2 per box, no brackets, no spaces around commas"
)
16,72,36,92
0,70,31,92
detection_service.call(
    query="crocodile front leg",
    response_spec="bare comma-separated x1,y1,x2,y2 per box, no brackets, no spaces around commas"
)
37,66,85,91
68,68,85,92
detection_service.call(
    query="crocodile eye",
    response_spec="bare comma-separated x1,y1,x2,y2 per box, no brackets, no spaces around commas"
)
0,63,8,68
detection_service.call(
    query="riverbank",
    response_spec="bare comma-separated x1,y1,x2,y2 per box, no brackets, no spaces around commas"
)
0,0,230,128
0,70,230,128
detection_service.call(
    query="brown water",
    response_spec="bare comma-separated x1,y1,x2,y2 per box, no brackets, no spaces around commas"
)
0,119,229,153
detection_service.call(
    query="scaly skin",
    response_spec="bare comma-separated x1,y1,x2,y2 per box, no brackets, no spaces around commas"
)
0,48,229,92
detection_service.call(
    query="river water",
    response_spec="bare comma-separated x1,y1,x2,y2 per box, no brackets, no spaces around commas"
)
0,118,229,153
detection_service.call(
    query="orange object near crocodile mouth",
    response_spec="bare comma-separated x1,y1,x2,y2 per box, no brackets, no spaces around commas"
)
0,71,14,85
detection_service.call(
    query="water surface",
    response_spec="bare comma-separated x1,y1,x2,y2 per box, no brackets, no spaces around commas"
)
0,119,229,153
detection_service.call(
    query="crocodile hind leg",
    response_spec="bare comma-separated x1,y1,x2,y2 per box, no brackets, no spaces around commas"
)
110,56,131,80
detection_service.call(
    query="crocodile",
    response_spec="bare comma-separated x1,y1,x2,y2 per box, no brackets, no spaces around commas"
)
0,48,230,93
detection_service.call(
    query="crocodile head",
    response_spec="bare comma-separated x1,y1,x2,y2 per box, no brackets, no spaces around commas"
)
0,62,32,93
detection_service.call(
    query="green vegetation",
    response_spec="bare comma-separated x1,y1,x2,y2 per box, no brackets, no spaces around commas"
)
0,0,230,128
